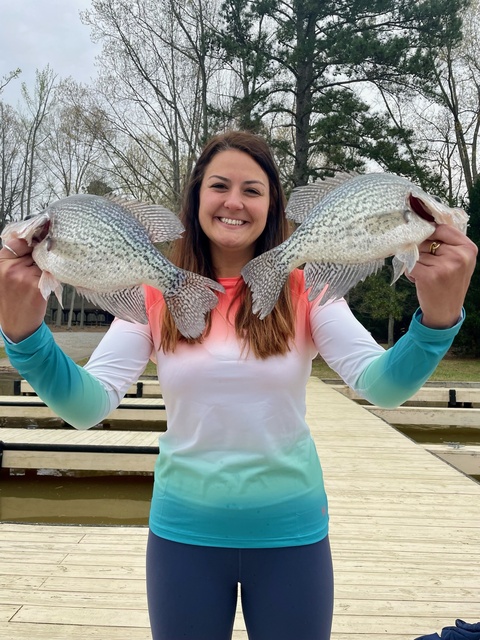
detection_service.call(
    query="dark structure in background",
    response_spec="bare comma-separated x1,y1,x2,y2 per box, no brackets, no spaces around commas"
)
46,285,114,328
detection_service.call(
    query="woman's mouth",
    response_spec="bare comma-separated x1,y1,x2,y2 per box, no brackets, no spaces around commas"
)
218,217,245,226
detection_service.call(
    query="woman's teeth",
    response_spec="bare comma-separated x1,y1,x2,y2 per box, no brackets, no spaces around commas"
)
219,217,244,226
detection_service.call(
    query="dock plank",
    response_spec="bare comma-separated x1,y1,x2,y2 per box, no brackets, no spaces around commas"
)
0,395,166,422
1,378,479,639
4,623,153,640
369,405,480,427
331,383,480,405
0,427,160,471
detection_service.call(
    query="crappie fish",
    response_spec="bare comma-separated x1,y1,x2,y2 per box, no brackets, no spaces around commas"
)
241,172,469,319
1,194,224,338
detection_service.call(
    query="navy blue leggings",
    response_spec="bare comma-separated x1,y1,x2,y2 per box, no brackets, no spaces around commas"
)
146,531,334,640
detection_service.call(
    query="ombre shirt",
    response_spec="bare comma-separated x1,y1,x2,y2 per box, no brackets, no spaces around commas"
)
3,270,464,548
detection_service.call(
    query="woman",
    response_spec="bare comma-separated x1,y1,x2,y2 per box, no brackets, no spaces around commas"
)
0,131,477,640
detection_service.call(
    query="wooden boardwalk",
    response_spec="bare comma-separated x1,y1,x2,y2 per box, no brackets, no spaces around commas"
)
1,378,480,639
0,396,166,422
0,427,161,472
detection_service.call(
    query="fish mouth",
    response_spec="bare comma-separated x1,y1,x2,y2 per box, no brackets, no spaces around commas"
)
409,194,436,224
31,219,51,244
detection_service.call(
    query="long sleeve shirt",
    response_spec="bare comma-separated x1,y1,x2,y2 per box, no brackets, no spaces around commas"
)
3,270,464,547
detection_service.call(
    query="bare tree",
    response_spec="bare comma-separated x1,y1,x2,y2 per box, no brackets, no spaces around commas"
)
0,69,21,95
392,0,480,199
81,0,222,208
18,66,57,217
40,79,107,200
0,102,24,232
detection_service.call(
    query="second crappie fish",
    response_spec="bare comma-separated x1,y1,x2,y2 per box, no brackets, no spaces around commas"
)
1,194,224,338
241,172,469,319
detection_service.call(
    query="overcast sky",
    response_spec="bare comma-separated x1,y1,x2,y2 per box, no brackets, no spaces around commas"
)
0,0,100,105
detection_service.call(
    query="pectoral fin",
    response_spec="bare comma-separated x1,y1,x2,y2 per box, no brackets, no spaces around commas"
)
38,271,63,306
392,245,419,281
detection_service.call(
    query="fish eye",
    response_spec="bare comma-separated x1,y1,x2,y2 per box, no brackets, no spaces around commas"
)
432,195,443,203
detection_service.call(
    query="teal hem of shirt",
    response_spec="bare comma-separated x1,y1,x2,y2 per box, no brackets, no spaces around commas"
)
148,519,329,549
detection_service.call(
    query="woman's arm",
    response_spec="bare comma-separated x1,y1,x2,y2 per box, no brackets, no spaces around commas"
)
1,236,155,428
310,300,463,409
353,309,464,407
2,319,154,430
310,224,475,408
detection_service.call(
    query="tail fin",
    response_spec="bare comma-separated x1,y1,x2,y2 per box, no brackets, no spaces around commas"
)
241,247,290,320
163,270,224,338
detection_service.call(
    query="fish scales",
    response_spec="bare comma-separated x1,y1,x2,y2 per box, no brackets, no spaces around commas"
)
241,173,469,319
2,194,224,338
39,197,175,292
282,176,426,264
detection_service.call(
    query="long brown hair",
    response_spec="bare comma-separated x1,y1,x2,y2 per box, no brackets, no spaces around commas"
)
160,131,296,358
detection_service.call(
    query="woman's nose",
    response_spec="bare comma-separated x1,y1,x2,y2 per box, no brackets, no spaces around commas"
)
224,190,244,210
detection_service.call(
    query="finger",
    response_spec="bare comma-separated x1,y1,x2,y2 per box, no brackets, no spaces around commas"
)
0,238,33,260
418,223,471,258
1,243,20,258
422,239,443,257
424,223,473,246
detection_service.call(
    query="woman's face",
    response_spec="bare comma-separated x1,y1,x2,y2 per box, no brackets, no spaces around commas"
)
198,149,270,274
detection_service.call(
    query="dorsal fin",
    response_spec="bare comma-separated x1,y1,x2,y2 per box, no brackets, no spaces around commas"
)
106,195,184,243
285,172,358,224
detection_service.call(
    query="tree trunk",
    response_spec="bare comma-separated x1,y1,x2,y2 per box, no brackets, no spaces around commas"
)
67,287,76,330
292,3,316,187
387,314,395,349
79,298,85,328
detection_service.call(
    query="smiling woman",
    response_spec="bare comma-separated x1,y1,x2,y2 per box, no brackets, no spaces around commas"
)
0,130,477,640
198,149,270,276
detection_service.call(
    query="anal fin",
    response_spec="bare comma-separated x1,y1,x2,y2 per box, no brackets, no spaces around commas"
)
76,285,148,324
305,259,384,304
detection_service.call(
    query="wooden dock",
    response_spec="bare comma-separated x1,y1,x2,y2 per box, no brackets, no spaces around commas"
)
1,378,480,639
331,382,480,427
0,428,160,472
0,396,166,423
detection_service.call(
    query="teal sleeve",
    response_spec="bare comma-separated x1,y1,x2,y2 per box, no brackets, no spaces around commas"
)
354,309,465,408
3,323,110,429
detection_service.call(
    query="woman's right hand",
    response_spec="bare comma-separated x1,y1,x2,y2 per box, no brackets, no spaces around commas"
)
0,238,47,342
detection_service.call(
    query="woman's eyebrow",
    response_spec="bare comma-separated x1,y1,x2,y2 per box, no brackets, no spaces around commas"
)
207,174,229,181
207,174,266,187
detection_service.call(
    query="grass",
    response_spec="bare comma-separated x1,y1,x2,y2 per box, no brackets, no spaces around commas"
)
311,353,480,382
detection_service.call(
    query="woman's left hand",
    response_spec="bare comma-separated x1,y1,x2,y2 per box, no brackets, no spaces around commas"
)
406,224,478,329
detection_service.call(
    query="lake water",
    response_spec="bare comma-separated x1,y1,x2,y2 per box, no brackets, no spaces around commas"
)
0,469,152,525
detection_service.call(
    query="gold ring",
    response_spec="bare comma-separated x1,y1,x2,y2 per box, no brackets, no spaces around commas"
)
2,243,19,258
429,241,442,255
